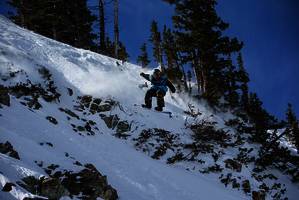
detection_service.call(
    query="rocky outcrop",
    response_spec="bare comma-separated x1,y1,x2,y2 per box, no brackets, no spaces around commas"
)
18,176,68,200
46,116,58,125
0,85,10,107
76,95,117,114
100,114,131,138
0,141,20,160
61,164,118,200
224,159,242,172
18,163,118,200
2,182,16,192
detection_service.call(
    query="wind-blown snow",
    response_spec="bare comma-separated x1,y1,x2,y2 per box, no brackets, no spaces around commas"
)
1,15,298,200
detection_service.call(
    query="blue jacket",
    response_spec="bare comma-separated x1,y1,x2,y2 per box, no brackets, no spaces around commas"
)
140,73,176,94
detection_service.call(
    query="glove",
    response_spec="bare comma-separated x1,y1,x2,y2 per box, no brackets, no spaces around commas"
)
140,72,145,77
171,88,176,93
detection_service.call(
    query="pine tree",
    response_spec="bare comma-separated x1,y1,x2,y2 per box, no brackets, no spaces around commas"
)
285,103,299,150
162,25,175,69
237,52,250,110
98,0,106,53
149,20,164,69
187,70,192,94
164,0,243,105
224,57,239,108
246,93,279,144
114,0,119,59
286,103,297,127
137,43,150,68
8,0,97,50
162,25,183,85
117,42,129,62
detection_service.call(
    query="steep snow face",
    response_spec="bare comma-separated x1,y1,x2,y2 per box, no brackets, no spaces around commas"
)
0,15,299,200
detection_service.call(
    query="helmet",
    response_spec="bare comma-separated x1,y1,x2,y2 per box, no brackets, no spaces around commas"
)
153,69,161,79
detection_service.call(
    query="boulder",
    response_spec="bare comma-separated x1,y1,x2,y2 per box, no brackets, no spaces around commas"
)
0,141,20,160
18,176,69,200
116,121,130,134
40,178,68,199
80,95,93,108
252,191,265,200
100,114,120,129
224,159,242,172
61,164,118,200
242,180,251,193
0,85,10,106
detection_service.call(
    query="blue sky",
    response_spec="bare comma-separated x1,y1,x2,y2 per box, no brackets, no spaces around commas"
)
1,0,298,119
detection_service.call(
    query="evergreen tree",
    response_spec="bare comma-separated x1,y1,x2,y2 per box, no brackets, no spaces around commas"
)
285,103,299,150
224,57,239,108
8,0,97,50
162,25,183,85
114,0,119,59
137,43,150,68
162,25,176,69
149,20,164,69
246,93,279,144
286,103,297,127
98,0,106,53
117,42,129,62
237,52,250,110
164,0,243,105
187,70,192,94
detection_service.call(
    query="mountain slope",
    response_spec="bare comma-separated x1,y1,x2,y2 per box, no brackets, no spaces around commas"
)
0,16,298,200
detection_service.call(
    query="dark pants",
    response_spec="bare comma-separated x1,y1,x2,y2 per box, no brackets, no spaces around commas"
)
145,88,166,108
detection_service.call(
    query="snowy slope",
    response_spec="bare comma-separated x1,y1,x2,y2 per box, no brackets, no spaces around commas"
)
0,15,298,200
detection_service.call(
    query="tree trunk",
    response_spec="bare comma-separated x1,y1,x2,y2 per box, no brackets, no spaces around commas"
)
114,0,119,59
99,0,106,52
191,50,201,95
19,0,25,27
52,2,57,40
176,52,188,92
159,45,164,70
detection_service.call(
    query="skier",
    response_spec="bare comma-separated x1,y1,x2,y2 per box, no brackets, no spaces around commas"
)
140,69,176,111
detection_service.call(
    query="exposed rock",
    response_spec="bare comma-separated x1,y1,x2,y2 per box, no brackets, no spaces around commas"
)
104,99,117,106
90,103,99,114
67,88,73,96
2,182,16,192
46,116,58,125
93,98,102,105
0,85,10,106
61,164,118,200
98,103,113,112
252,191,265,200
77,126,86,132
40,178,68,199
80,95,93,108
18,176,69,200
116,121,130,134
26,95,42,109
100,114,120,129
224,159,242,172
59,107,79,119
0,141,20,160
242,179,251,193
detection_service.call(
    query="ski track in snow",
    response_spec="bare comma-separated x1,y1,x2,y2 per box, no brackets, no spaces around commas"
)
1,15,299,200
